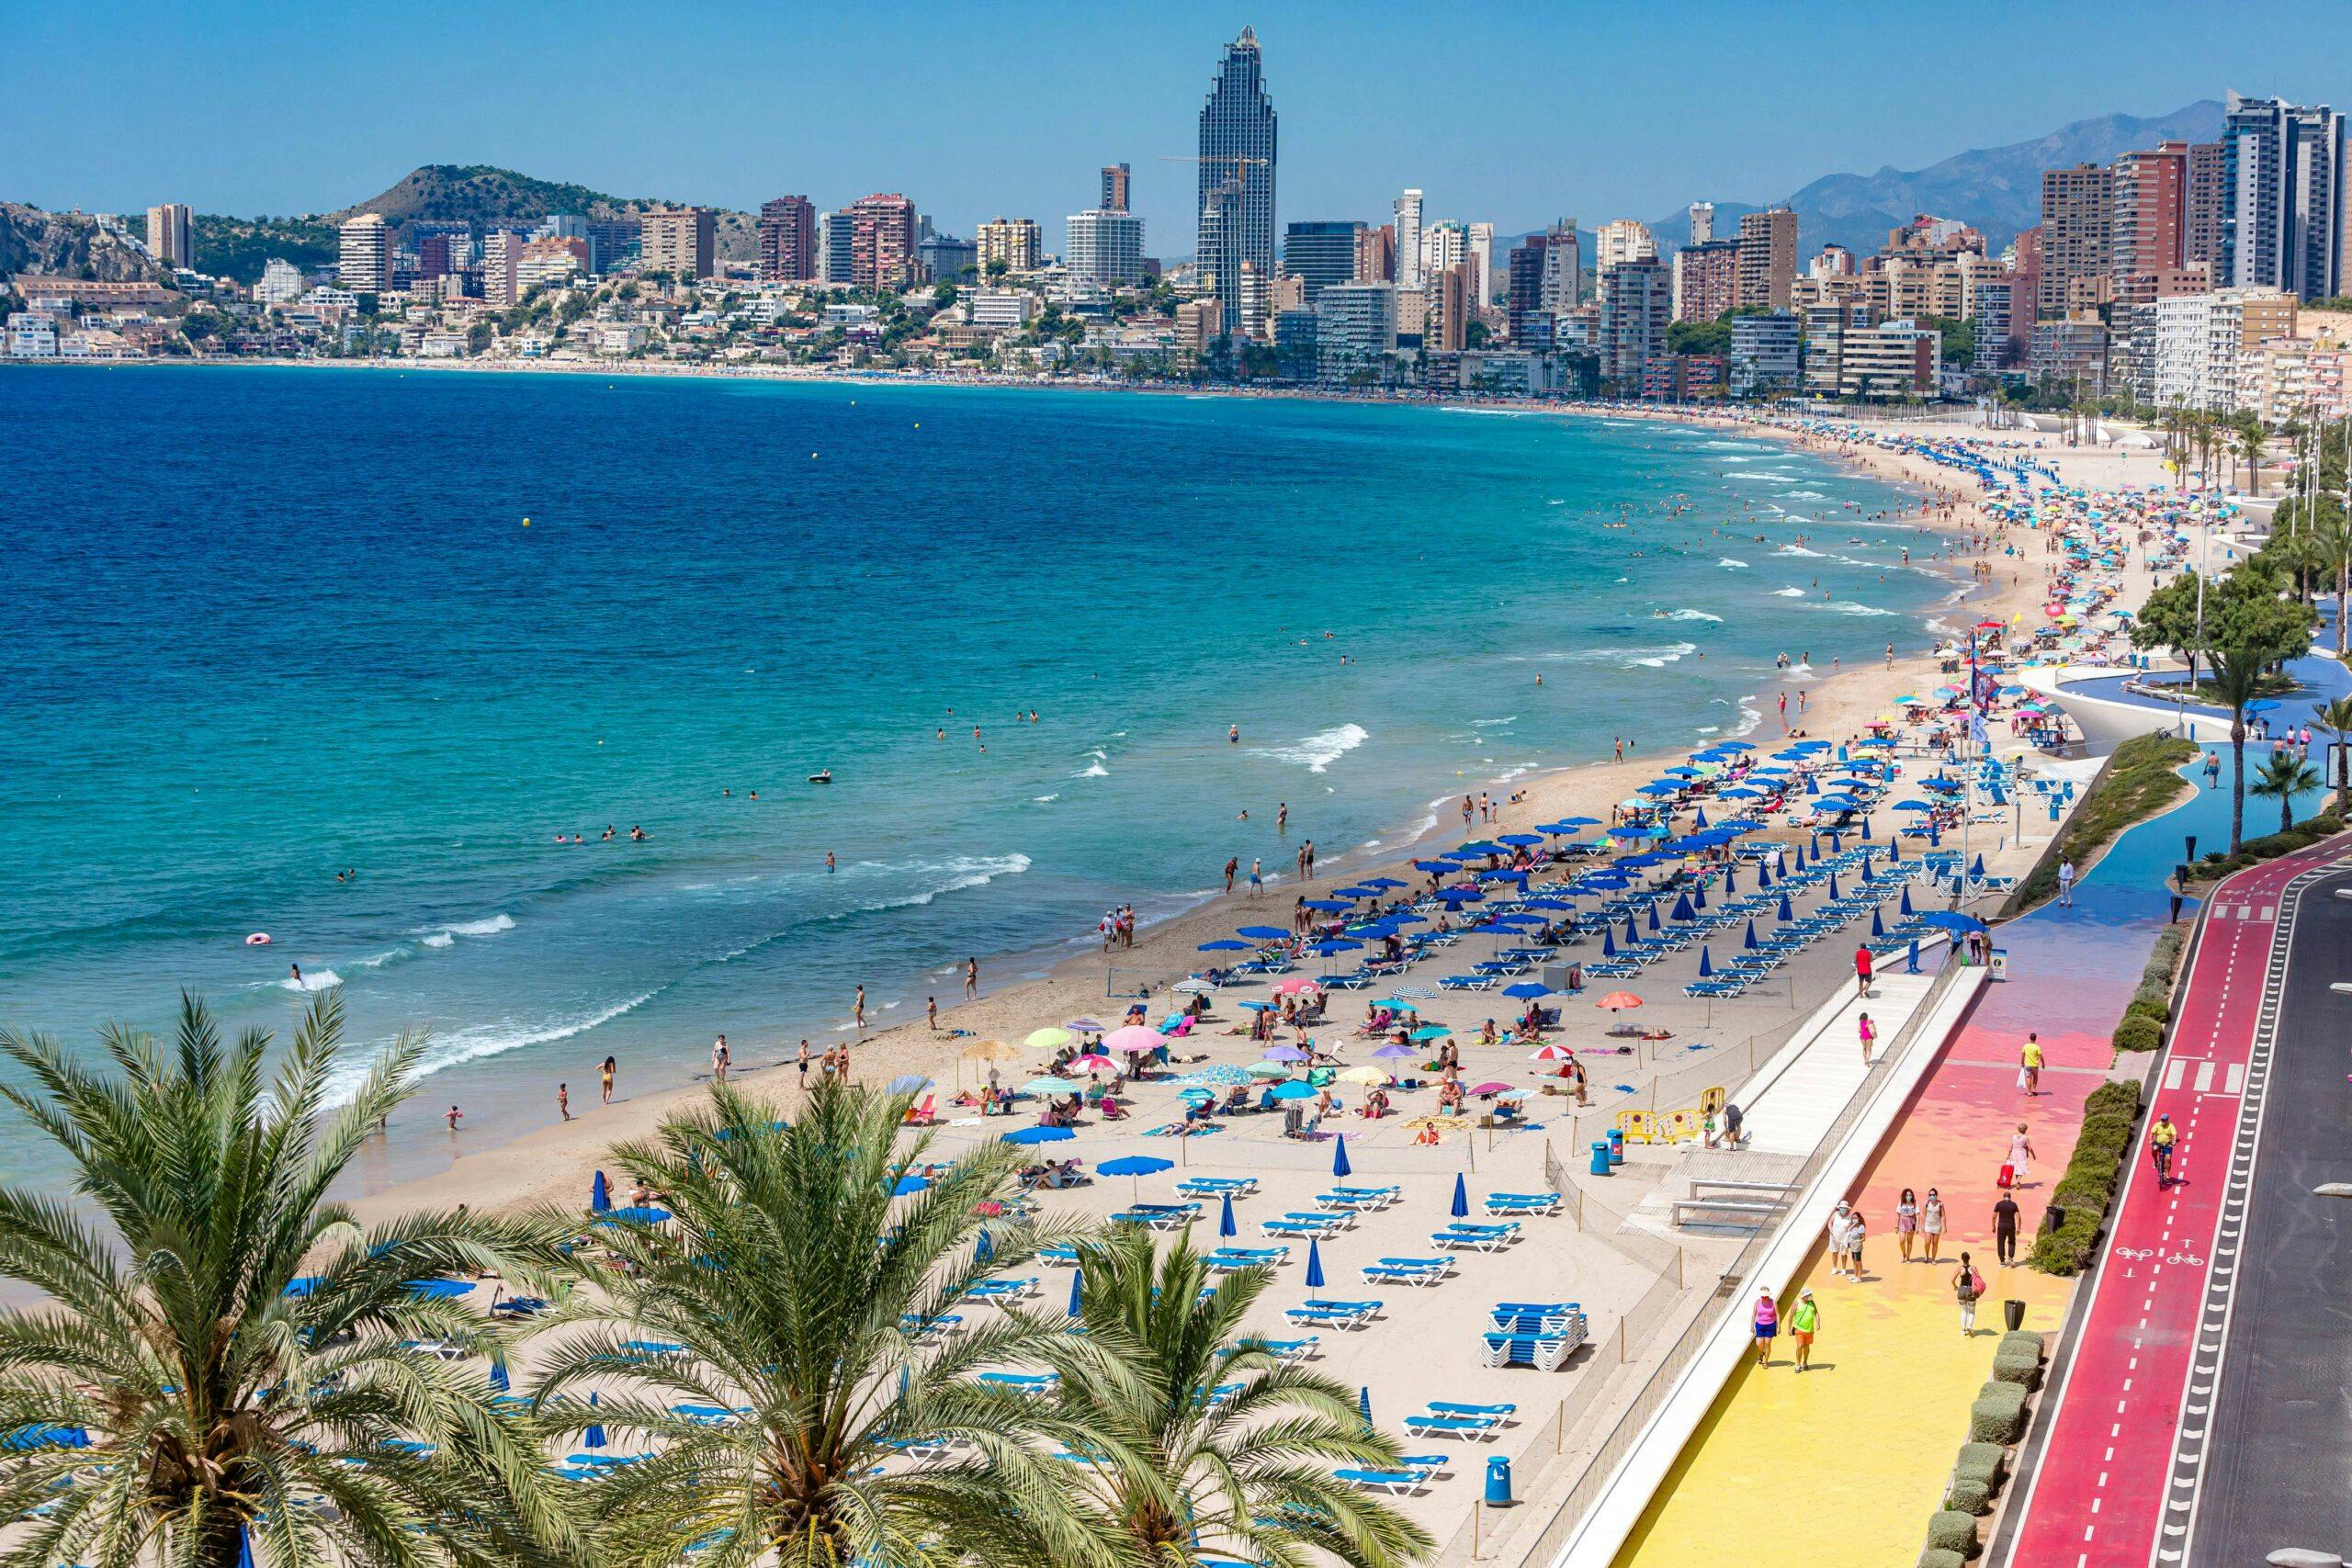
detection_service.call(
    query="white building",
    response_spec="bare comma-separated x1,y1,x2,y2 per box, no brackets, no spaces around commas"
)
1595,219,1658,274
1316,281,1396,381
1838,319,1941,400
254,257,304,305
1466,221,1495,306
822,301,880,328
6,311,60,358
417,331,468,358
1728,311,1801,395
968,290,1038,331
594,324,650,356
1394,189,1424,289
2151,288,2301,412
1421,220,1467,282
338,213,390,294
1065,209,1145,286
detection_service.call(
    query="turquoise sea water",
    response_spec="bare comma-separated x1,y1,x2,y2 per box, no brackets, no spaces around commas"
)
0,366,1959,1191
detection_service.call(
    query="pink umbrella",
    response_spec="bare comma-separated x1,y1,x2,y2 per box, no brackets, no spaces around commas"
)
1467,1081,1513,1096
1103,1024,1163,1055
1068,1053,1116,1072
1272,977,1324,996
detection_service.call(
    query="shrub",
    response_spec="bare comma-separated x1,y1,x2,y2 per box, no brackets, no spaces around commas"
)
1955,1441,2007,1484
1991,1344,2042,1388
1919,1552,1968,1568
2111,1015,2163,1052
2123,996,2169,1028
1996,1331,2043,1364
1944,1477,1993,1515
1926,1509,1981,1555
1969,1381,2028,1443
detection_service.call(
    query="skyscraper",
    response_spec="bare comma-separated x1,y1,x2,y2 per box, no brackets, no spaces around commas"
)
1196,27,1276,328
642,207,717,279
1068,209,1145,285
1600,255,1670,385
848,194,919,289
976,218,1043,273
1689,202,1715,245
2218,92,2347,302
758,196,817,283
1101,164,1131,213
2184,141,2226,269
1283,221,1360,302
146,203,192,269
2038,164,2113,318
1736,208,1796,309
1466,222,1495,307
2109,145,2189,305
1353,223,1396,284
1673,239,1741,323
1506,220,1580,347
1393,189,1424,288
338,213,390,294
1596,219,1657,273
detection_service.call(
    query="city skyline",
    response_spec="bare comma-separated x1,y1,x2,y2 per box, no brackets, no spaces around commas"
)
5,2,2345,246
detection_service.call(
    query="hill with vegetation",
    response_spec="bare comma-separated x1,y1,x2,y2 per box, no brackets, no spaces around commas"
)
334,165,757,262
0,203,163,283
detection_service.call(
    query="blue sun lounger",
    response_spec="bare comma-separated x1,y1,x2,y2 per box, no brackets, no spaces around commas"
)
1316,1185,1401,1213
1263,1213,1347,1240
1361,1257,1454,1287
1430,1222,1521,1252
1204,1246,1289,1273
1483,1191,1561,1216
1283,1299,1382,1329
1336,1467,1429,1495
1176,1176,1259,1199
978,1371,1058,1396
1403,1411,1503,1441
965,1278,1038,1303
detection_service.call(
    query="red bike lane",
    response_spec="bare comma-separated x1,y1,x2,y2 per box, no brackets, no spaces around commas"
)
2004,835,2348,1567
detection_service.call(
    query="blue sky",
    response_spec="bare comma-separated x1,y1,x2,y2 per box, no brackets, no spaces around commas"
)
3,0,2338,243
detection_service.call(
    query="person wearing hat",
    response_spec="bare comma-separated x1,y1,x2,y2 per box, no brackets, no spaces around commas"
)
1788,1287,1820,1371
1750,1288,1779,1367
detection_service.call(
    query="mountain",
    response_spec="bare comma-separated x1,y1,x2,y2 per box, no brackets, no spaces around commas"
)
332,164,759,265
1684,101,2226,258
0,202,164,285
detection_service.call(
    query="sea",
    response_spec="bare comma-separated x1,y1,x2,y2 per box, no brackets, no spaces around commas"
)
0,365,1961,1192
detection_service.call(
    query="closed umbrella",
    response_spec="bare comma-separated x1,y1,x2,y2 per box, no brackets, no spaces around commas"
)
1698,945,1713,977
1219,1192,1238,1238
1332,1135,1353,1178
1068,1268,1084,1318
1871,907,1886,939
1744,919,1759,951
1756,860,1771,889
489,1360,509,1393
1778,893,1794,921
1601,927,1618,957
1900,886,1915,917
590,1171,610,1214
583,1393,605,1450
1451,1174,1469,1218
1306,1238,1326,1289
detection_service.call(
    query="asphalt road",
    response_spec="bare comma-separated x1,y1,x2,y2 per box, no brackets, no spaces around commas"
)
2188,866,2352,1562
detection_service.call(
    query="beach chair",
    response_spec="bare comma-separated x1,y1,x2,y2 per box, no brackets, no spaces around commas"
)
1481,1330,1580,1371
965,1278,1038,1303
1283,1299,1381,1329
1316,1184,1400,1213
1335,1467,1429,1495
1403,1411,1503,1441
1260,1336,1320,1362
977,1371,1058,1398
1439,974,1498,991
899,1313,965,1344
1483,1191,1560,1217
1430,1401,1517,1420
1263,1214,1347,1240
1361,1257,1453,1287
1175,1176,1258,1199
1430,1222,1521,1253
1204,1246,1289,1273
1039,1243,1080,1267
903,1095,938,1126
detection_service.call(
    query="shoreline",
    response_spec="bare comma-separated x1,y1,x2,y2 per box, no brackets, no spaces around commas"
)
339,402,2053,1225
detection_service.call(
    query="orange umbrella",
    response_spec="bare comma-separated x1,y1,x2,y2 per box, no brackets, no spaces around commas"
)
1595,991,1645,1012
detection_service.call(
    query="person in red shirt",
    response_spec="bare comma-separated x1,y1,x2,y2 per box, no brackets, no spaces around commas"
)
1854,943,1874,998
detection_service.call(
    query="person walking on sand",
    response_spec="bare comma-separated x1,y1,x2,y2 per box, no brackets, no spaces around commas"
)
1224,856,1238,894
1751,1289,1778,1366
2005,1122,2035,1187
1953,1251,1985,1335
557,1083,570,1122
965,957,978,999
1993,1192,2022,1267
2020,1032,2043,1096
1858,1010,1877,1065
601,1055,616,1105
1788,1287,1819,1371
926,996,938,1032
1854,942,1874,998
1250,858,1263,897
712,1035,731,1083
1896,1188,1919,1262
854,987,867,1031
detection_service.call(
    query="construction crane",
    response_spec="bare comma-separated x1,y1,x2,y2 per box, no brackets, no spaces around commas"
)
1158,153,1269,205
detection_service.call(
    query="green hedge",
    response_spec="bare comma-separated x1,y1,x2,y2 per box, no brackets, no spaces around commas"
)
2190,811,2346,883
1991,1342,2042,1388
2030,1078,2144,1275
2112,1014,2163,1053
1926,1510,1981,1556
1919,1552,1968,1568
1968,1381,2029,1443
1954,1441,2007,1485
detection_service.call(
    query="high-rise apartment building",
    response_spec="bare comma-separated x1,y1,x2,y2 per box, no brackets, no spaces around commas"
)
1353,223,1396,284
1195,28,1276,326
2185,141,2227,269
641,206,717,279
2009,228,2044,354
2110,144,2189,305
919,233,977,284
1466,222,1495,307
1175,298,1223,357
1811,244,1856,278
1505,220,1582,347
1728,311,1801,395
254,257,304,306
1736,208,1797,309
146,203,192,269
1283,221,1360,302
338,213,390,295
1673,239,1741,323
1067,209,1145,285
976,218,1042,274
1595,219,1657,274
1599,255,1670,384
758,196,818,283
1427,263,1471,353
2218,92,2347,302
848,194,919,289
1101,163,1131,213
2038,164,2114,318
1393,188,1425,289
1315,281,1396,382
1420,219,1467,282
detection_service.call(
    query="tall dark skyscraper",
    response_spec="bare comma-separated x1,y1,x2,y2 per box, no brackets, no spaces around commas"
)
1196,27,1276,332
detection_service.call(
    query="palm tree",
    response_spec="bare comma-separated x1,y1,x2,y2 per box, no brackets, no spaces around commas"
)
0,993,577,1568
1042,1228,1434,1568
528,1080,1116,1568
2317,695,2352,813
2250,750,2321,832
2209,640,2271,855
2236,417,2267,496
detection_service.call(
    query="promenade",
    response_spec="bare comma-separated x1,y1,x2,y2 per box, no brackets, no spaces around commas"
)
1613,764,2225,1567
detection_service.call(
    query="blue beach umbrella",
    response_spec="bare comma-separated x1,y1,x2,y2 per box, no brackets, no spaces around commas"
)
1900,886,1915,916
1860,816,1872,841
1698,946,1713,977
1623,917,1640,943
1826,874,1841,900
1451,1174,1470,1219
1860,857,1875,884
1332,1135,1352,1179
1306,1238,1326,1289
1777,893,1794,921
1238,925,1291,940
1199,939,1252,952
1101,1156,1174,1179
1744,919,1759,950
238,1525,256,1568
1219,1192,1238,1238
1269,1081,1317,1100
1756,861,1771,888
1601,928,1618,957
1498,832,1544,846
590,1171,610,1213
584,1393,605,1450
1871,908,1886,939
1001,1126,1075,1146
891,1175,931,1197
1970,853,1986,880
1647,906,1662,933
1670,894,1693,921
1359,1385,1374,1433
1502,982,1552,999
1068,1268,1084,1318
489,1360,509,1393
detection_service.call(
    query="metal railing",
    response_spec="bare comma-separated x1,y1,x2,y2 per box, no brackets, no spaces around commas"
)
1492,957,1973,1567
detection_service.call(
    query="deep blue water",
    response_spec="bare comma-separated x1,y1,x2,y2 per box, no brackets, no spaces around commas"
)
0,366,1959,1189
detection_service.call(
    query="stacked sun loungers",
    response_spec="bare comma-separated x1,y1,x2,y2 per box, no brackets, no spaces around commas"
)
1480,1302,1588,1370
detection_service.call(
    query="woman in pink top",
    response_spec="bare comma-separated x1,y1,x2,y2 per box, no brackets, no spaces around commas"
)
1858,1010,1878,1064
1751,1289,1779,1366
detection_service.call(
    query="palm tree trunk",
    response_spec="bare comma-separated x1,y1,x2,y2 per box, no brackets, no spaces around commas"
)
2231,715,2247,854
2337,559,2347,657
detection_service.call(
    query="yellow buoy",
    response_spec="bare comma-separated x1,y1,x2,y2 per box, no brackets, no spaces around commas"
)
522,518,532,526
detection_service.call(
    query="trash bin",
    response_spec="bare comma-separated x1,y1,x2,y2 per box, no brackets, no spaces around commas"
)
1485,1455,1512,1506
1589,1141,1612,1177
2003,1299,2026,1333
1606,1128,1625,1166
1988,948,2009,982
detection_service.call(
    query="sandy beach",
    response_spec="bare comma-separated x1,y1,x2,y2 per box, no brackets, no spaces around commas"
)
350,404,2171,1230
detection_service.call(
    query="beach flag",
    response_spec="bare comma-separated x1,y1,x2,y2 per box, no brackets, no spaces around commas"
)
1451,1173,1470,1218
1333,1134,1352,1179
1219,1192,1238,1238
1306,1238,1326,1289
